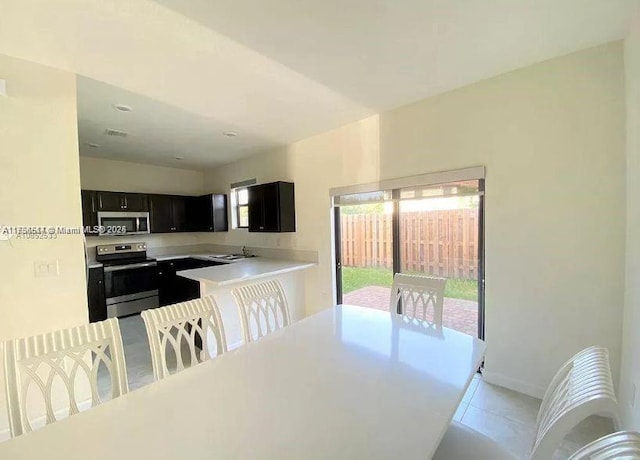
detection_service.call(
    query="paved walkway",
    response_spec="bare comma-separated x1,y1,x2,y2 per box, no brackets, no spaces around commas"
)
343,285,478,336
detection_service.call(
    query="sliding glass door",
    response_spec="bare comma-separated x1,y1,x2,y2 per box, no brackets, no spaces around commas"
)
336,196,394,311
334,180,485,339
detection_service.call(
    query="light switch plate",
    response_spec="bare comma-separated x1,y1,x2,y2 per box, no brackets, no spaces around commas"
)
0,79,6,97
34,260,60,277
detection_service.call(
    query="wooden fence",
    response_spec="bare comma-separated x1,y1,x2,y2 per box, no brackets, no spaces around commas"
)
340,209,479,280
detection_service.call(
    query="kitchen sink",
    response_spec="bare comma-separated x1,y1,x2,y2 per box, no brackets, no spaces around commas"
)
214,254,250,260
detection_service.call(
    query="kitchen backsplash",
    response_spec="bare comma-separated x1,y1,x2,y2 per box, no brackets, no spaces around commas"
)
85,234,317,263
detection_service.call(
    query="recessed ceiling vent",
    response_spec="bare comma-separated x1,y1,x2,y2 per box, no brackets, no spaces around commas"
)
104,128,128,138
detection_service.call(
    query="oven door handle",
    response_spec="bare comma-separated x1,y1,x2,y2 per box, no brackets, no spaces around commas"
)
104,262,157,272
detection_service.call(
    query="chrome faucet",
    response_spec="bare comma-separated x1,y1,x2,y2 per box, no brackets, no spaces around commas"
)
241,246,251,257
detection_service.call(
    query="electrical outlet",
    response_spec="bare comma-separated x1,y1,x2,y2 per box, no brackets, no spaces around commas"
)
34,260,59,277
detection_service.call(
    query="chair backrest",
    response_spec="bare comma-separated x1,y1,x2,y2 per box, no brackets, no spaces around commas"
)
389,273,446,326
568,431,640,459
3,318,128,437
232,279,291,343
141,296,227,380
530,346,620,460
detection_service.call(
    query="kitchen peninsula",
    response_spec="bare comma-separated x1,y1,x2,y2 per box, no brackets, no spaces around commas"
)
178,257,315,348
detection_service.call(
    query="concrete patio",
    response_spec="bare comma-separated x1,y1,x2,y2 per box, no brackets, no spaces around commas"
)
343,285,479,336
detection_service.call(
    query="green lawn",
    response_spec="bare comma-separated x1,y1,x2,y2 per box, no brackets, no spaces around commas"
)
342,266,478,301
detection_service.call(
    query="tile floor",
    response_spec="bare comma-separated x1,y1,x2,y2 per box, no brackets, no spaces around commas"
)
456,374,614,459
113,315,613,459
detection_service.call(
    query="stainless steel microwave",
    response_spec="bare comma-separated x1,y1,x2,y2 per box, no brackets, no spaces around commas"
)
97,211,150,236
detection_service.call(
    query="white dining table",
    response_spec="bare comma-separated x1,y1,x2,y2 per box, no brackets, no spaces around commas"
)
0,305,486,460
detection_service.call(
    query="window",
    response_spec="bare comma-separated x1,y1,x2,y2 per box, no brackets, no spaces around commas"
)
230,179,256,229
235,187,249,228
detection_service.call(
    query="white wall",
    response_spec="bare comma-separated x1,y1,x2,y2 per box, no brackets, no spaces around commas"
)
380,42,626,397
0,55,87,437
80,156,206,251
203,42,626,398
79,156,204,195
203,116,381,314
620,1,640,430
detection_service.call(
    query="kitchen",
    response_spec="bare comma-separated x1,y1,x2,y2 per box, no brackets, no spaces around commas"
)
83,184,314,356
75,76,317,362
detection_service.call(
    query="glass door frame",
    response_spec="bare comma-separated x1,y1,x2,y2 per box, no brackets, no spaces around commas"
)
333,179,486,340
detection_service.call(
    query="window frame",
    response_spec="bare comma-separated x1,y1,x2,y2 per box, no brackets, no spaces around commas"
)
234,187,249,229
230,179,256,230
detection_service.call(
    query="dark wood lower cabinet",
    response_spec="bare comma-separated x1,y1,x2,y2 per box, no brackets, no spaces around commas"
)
157,258,224,306
87,267,107,323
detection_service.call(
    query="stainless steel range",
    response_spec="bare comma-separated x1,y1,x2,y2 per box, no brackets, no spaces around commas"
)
96,242,159,318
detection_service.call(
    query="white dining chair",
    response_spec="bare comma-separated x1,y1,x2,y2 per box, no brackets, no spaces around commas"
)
434,346,620,460
389,273,446,326
232,279,291,343
568,431,640,459
3,318,128,437
141,296,227,380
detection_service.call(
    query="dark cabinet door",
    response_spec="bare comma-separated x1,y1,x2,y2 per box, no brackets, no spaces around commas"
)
157,261,177,306
87,267,107,323
261,183,280,232
248,184,266,231
122,193,148,212
81,190,99,235
97,191,125,211
157,258,206,306
171,196,188,232
248,182,295,232
187,194,228,232
277,182,296,232
211,194,228,232
186,196,210,232
149,194,173,233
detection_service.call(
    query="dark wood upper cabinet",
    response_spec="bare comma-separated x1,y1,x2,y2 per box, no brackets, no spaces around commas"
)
96,191,148,211
82,189,228,234
171,196,188,232
149,194,192,233
248,181,295,232
149,194,174,233
187,194,228,232
81,190,99,235
96,191,123,211
123,193,149,212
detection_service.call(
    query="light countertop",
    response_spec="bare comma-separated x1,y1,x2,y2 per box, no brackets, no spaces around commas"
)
177,258,315,287
87,252,246,269
154,253,238,262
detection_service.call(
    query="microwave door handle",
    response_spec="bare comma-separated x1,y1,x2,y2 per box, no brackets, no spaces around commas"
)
136,217,140,233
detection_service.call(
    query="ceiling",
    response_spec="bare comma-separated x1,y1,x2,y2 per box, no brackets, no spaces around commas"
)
77,77,281,168
153,0,635,110
66,0,635,169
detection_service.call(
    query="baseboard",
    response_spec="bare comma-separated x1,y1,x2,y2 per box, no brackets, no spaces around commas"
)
482,369,546,399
